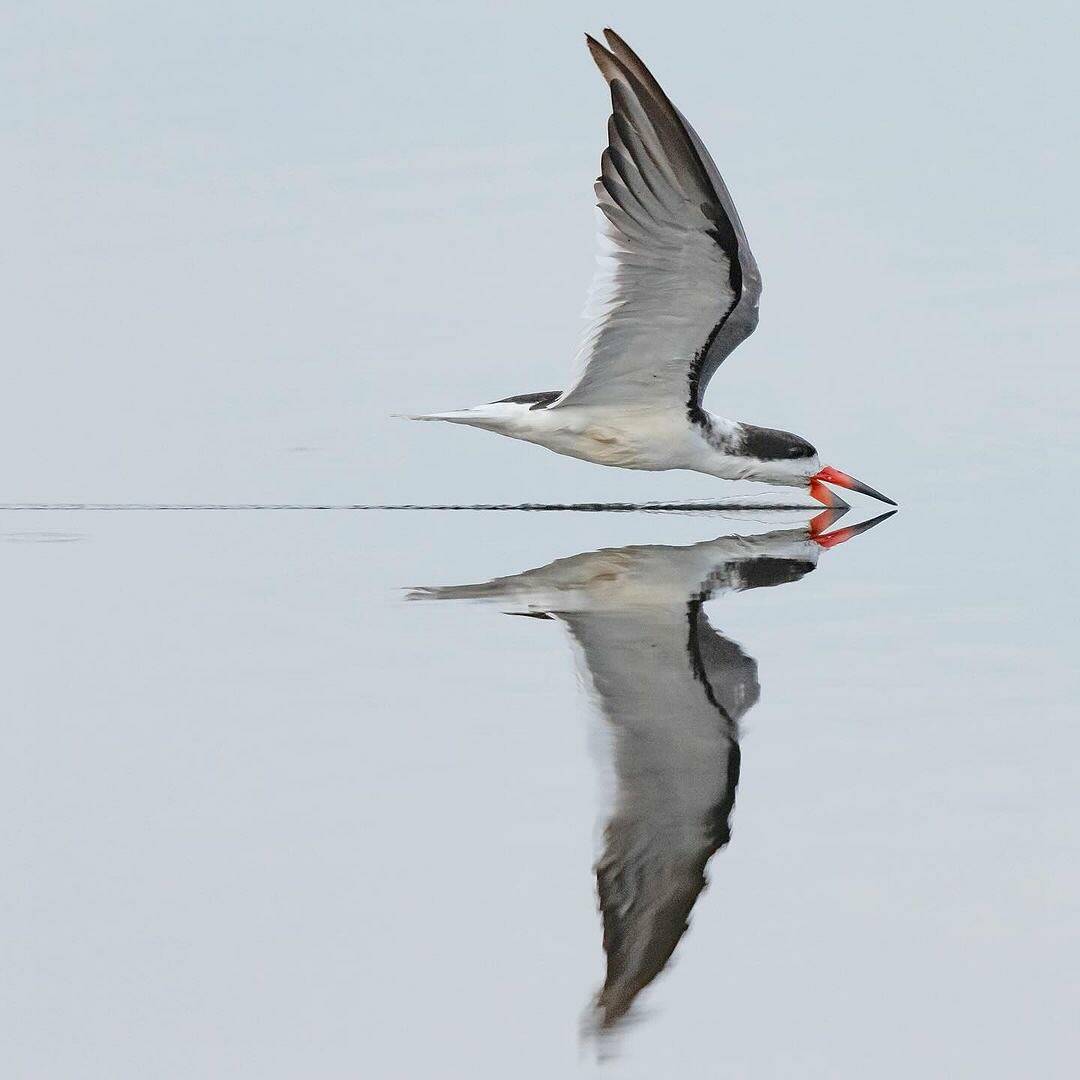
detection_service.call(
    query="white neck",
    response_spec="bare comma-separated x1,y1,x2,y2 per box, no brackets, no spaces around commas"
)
692,413,821,487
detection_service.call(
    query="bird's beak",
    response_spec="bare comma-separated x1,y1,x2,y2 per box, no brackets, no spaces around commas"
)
811,466,897,507
812,509,898,549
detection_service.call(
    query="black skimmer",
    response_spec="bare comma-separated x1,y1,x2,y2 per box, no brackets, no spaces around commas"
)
409,29,896,510
408,508,895,1030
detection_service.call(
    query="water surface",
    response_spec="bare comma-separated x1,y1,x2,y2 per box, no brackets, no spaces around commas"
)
4,502,1077,1078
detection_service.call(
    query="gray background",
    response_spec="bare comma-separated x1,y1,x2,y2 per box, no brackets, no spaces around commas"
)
6,0,1077,506
3,1,1079,1077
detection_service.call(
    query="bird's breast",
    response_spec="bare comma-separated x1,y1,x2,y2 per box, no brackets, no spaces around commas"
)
512,406,691,470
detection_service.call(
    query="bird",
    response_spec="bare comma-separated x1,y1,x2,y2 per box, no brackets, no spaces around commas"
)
407,507,895,1031
408,28,896,511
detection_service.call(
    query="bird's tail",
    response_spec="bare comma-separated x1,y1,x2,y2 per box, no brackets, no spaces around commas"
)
394,410,475,422
394,404,518,431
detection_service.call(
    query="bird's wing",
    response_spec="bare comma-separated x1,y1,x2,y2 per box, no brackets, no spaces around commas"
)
560,603,758,1028
553,30,761,414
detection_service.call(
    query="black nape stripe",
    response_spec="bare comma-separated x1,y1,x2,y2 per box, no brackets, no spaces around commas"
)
492,390,562,410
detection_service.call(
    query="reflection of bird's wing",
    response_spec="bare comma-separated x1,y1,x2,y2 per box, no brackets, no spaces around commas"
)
553,30,760,413
560,602,758,1029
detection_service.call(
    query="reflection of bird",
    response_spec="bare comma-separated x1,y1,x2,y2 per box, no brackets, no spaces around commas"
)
408,29,895,510
409,510,894,1031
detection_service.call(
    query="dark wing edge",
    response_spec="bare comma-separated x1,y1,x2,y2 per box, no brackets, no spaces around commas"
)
595,29,762,413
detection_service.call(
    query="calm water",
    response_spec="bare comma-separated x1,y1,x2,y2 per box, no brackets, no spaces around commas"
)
3,499,1077,1078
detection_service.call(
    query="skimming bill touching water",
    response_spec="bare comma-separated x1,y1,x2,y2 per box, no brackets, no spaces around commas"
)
409,507,896,1033
408,29,896,511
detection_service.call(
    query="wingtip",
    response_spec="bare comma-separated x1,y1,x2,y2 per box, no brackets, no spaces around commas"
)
585,31,616,63
602,28,636,63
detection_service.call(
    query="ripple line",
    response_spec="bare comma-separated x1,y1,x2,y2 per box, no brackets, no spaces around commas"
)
0,501,819,513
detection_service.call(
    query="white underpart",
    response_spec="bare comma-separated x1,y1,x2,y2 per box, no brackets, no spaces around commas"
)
412,400,818,488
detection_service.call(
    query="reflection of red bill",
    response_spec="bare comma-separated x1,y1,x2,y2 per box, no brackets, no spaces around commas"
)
809,507,847,538
811,466,897,507
813,523,860,549
812,509,899,549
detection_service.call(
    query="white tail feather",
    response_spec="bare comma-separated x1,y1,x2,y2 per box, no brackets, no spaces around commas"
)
399,405,520,431
398,410,477,422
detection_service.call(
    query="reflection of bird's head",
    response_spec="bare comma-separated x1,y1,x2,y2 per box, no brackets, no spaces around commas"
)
728,555,818,592
734,557,816,591
695,550,819,602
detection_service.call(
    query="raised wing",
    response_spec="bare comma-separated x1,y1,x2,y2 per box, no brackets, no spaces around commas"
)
554,30,761,415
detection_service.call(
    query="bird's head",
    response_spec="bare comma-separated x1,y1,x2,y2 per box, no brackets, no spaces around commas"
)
732,424,897,507
731,423,820,487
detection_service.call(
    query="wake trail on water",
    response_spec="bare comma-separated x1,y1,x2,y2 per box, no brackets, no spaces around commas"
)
0,501,822,515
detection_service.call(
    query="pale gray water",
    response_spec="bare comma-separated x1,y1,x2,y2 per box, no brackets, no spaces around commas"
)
5,0,1080,1074
3,497,1078,1077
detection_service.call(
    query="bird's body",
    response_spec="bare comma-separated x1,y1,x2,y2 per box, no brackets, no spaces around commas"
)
420,399,818,488
409,29,896,509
